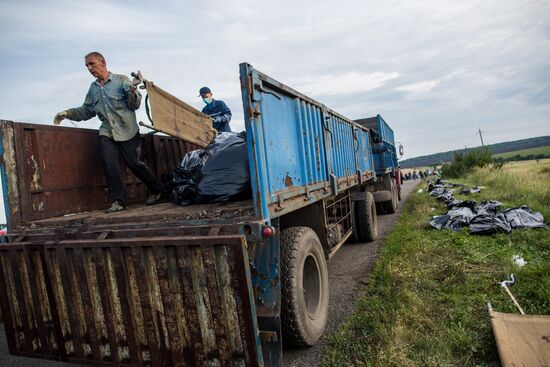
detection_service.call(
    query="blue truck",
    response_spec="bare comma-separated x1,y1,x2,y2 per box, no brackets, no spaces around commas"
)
0,63,400,366
355,114,402,213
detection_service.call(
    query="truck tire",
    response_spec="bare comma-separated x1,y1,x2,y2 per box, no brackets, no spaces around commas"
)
372,190,392,203
384,178,398,214
397,185,402,201
354,192,378,242
372,190,391,214
375,180,398,214
281,227,329,347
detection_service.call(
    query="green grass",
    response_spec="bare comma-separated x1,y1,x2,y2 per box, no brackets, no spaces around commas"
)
493,145,550,159
322,160,550,367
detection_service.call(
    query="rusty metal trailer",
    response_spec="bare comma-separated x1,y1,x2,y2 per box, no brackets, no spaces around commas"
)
0,63,383,366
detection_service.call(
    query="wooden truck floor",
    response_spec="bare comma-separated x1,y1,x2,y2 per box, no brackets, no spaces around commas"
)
22,200,255,228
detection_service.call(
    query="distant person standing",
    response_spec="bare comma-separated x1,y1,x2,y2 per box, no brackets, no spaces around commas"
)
199,87,232,132
54,52,163,212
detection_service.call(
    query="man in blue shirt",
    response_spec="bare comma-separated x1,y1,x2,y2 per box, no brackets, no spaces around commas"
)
199,87,232,132
54,52,163,212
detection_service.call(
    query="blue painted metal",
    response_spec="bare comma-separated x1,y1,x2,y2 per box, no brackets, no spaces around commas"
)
239,63,376,222
355,124,375,173
239,63,378,366
355,114,397,175
0,127,10,229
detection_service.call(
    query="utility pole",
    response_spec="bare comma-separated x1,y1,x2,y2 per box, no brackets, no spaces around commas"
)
478,127,485,146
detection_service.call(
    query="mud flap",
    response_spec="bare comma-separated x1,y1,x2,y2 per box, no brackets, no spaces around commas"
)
0,235,264,366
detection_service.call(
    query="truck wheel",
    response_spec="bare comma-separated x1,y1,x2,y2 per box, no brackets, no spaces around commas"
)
385,179,398,214
397,185,402,201
376,181,398,214
281,227,329,347
372,190,391,214
354,192,378,242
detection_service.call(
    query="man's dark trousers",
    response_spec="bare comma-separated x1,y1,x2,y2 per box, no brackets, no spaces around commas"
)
99,132,163,206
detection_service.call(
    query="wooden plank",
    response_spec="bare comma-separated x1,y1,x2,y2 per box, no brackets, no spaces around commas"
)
111,247,141,365
22,249,51,355
213,245,244,356
189,246,218,365
91,247,118,362
54,247,86,359
7,250,33,353
0,253,18,353
202,244,230,363
153,245,189,367
72,247,102,358
130,246,162,367
175,246,205,367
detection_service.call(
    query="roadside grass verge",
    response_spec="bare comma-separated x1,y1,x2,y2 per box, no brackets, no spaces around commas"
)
465,159,550,220
322,161,550,367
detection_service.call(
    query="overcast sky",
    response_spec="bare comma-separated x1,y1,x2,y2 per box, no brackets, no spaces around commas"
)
1,0,549,161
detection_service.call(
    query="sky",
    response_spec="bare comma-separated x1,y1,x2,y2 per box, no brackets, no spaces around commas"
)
1,0,549,160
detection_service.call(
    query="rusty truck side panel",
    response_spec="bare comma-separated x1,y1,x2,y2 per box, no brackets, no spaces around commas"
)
0,120,200,228
0,235,263,366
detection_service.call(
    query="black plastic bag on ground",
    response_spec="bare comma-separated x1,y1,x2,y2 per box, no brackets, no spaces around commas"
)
429,215,450,230
170,149,208,205
430,207,475,231
198,132,251,203
447,199,477,210
458,186,481,195
469,213,512,235
476,200,503,216
429,187,446,196
446,207,475,231
436,191,454,204
501,206,547,229
459,187,471,195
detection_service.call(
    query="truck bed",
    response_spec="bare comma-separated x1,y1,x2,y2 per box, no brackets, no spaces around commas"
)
20,200,255,229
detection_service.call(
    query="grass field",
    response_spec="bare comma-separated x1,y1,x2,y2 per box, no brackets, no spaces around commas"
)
493,145,550,159
322,159,550,367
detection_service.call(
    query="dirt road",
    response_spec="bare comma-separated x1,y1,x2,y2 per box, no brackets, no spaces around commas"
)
0,180,418,367
283,180,417,366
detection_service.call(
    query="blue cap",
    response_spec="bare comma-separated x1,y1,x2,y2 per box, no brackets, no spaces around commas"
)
198,87,211,97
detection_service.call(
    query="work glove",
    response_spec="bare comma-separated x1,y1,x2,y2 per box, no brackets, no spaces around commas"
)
53,110,68,125
131,71,143,87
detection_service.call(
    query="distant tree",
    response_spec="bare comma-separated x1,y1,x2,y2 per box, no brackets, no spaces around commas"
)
442,147,492,178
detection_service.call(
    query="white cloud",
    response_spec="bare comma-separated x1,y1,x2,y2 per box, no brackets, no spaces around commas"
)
0,0,548,160
296,72,400,96
395,80,440,93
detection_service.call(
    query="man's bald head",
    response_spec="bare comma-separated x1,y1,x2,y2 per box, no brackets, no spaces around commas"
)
85,51,105,62
84,52,109,82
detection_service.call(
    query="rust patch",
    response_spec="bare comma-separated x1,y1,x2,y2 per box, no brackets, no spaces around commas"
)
1,122,22,225
30,155,41,191
284,174,293,187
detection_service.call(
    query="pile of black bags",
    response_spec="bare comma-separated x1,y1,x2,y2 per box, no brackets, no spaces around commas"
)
168,132,251,206
427,180,546,235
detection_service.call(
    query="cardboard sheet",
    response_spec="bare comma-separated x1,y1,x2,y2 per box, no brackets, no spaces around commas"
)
489,309,550,366
145,81,216,147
